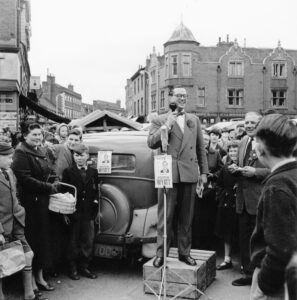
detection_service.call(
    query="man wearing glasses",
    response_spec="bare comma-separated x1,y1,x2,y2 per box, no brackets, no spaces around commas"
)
148,87,208,267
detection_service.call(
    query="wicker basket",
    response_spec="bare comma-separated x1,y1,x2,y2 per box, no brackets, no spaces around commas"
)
49,183,77,214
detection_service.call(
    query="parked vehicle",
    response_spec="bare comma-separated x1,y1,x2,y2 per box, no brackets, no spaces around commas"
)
83,131,158,259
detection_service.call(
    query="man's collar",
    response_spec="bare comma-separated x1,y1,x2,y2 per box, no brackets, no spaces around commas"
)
271,158,296,173
77,164,88,170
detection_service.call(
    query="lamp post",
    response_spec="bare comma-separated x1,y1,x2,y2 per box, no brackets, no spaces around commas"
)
140,70,152,120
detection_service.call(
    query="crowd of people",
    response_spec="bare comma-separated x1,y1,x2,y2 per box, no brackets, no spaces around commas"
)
0,119,97,300
0,99,297,300
148,87,297,300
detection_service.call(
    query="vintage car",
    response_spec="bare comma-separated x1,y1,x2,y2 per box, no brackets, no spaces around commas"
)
83,131,158,259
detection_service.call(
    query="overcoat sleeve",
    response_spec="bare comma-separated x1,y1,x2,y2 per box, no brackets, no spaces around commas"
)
147,117,163,150
12,148,53,194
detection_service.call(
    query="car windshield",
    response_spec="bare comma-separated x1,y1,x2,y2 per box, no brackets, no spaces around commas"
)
89,153,136,172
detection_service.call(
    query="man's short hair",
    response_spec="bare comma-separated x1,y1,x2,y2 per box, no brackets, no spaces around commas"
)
72,143,89,155
256,114,297,157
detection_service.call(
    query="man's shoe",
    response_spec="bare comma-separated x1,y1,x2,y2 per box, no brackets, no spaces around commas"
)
68,270,80,280
178,255,197,266
232,276,252,286
216,261,233,271
153,256,164,268
79,268,97,279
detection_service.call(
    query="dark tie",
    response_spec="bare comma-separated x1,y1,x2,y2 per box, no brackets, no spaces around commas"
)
243,138,253,166
80,167,86,182
1,169,10,184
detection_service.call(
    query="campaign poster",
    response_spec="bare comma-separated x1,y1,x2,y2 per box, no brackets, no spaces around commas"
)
97,151,112,174
154,154,173,188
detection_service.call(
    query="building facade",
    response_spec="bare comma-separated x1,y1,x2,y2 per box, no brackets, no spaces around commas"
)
0,0,31,131
93,99,125,115
81,102,94,117
39,74,82,119
126,23,297,123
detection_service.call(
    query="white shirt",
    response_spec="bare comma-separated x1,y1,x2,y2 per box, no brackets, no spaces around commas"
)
176,114,185,133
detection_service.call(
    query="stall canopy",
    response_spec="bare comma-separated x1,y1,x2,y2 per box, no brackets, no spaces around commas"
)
69,110,142,132
20,94,71,124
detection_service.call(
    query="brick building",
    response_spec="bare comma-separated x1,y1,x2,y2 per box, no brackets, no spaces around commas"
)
126,22,297,123
81,102,94,117
39,74,82,119
0,0,31,131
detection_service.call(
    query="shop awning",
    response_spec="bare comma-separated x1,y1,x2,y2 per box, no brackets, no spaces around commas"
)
20,94,71,124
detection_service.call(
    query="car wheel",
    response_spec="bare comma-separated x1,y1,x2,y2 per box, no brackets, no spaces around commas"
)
98,183,130,235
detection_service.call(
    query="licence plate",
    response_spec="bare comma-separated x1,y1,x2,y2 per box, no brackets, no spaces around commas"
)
94,244,124,259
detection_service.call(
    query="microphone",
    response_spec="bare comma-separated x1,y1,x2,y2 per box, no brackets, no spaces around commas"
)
160,125,168,153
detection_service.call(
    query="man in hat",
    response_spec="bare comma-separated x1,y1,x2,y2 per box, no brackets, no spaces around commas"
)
62,143,99,280
148,87,208,267
0,142,39,300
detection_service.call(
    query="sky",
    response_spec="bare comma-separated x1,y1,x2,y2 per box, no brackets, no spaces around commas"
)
29,0,297,107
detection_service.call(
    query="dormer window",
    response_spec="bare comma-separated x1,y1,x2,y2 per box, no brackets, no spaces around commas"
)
228,61,244,77
272,62,286,78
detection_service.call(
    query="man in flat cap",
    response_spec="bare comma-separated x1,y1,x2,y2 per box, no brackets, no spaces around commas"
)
62,143,99,281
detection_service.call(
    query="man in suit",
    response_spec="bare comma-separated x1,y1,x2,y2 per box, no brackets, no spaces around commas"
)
229,112,270,286
148,87,208,267
62,143,99,280
54,129,81,179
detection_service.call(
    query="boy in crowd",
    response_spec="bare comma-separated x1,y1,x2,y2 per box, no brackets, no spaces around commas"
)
62,143,99,280
250,114,297,299
0,142,43,300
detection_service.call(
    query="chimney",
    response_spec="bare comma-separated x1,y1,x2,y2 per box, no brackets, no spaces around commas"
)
219,37,221,43
68,84,74,91
116,100,121,107
227,34,229,43
47,74,55,85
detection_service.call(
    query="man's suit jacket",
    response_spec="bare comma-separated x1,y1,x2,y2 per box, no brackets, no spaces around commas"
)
54,144,73,179
236,135,270,215
62,165,99,220
0,169,25,235
148,113,208,183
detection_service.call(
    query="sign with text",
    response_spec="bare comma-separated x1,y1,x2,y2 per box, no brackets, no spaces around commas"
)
154,154,173,188
97,151,112,174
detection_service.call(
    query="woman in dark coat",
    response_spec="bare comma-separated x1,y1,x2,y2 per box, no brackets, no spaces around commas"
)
192,132,223,250
12,122,57,292
215,141,239,270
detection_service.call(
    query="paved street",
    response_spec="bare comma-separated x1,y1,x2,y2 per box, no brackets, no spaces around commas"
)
4,255,250,300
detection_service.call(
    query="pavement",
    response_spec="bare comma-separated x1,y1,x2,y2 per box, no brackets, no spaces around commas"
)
3,254,250,300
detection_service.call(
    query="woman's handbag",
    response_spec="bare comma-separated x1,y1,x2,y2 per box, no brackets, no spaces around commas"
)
49,182,77,214
0,240,26,278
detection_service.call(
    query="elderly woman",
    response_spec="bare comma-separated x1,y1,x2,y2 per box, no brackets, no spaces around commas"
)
11,122,58,293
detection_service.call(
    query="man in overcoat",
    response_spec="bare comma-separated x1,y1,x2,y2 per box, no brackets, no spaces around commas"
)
229,112,270,286
147,87,208,267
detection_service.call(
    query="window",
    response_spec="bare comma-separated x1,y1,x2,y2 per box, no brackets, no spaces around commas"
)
137,78,140,93
271,89,286,107
228,89,243,107
171,55,178,76
151,70,156,83
272,62,286,78
197,87,205,107
228,61,244,77
160,91,165,108
165,55,169,78
141,97,143,114
134,102,136,115
141,75,143,90
137,99,140,115
134,81,136,95
182,54,191,76
151,94,156,111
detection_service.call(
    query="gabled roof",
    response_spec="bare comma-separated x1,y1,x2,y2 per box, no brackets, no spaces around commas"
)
69,110,142,131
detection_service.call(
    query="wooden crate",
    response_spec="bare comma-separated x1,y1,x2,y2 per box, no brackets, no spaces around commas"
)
169,248,216,287
143,248,216,299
